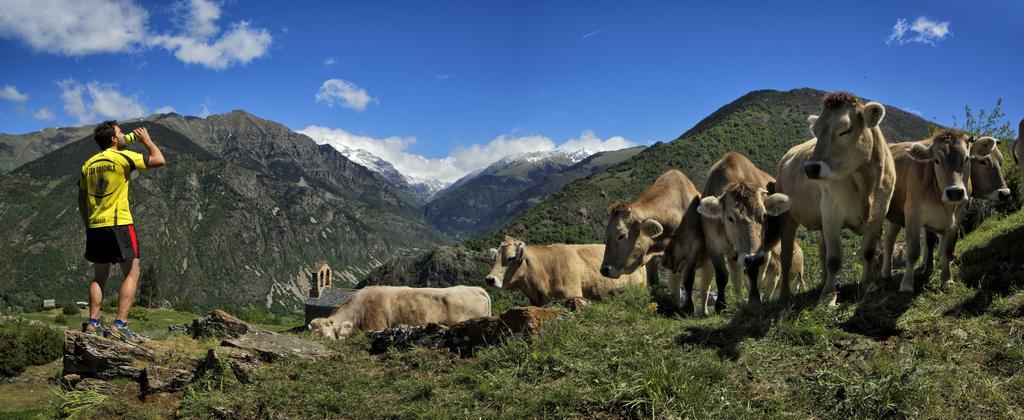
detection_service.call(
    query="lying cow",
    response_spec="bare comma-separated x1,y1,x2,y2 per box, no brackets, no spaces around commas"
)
881,131,997,291
600,169,701,288
768,92,896,307
308,285,491,340
486,236,646,306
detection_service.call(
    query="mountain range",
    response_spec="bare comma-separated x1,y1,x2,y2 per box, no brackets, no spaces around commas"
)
0,111,447,312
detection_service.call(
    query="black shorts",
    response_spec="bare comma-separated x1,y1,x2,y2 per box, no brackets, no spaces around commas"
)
85,225,139,264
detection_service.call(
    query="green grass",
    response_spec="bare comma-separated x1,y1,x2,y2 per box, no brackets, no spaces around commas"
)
14,208,1021,418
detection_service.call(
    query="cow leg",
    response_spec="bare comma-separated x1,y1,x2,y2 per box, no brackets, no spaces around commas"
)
680,263,698,315
697,260,714,315
882,221,901,280
740,258,761,304
858,217,885,294
819,205,843,308
645,257,661,287
778,214,799,302
939,227,959,286
710,254,730,313
924,231,938,273
899,216,922,293
762,253,780,301
667,270,683,309
728,259,747,303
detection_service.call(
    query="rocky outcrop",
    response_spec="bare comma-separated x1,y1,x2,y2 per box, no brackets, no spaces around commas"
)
368,306,569,356
63,331,155,380
62,310,333,396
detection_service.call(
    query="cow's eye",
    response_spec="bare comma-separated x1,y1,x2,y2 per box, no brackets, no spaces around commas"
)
934,158,940,164
506,256,516,263
617,234,626,241
839,129,851,137
727,216,735,223
980,159,988,166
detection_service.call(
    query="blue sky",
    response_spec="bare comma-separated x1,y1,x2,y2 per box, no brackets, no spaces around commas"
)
1,0,1021,182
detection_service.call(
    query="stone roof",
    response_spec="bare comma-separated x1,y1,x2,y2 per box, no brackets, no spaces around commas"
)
306,288,356,309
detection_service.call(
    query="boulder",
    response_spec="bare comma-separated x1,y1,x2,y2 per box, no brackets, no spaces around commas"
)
75,378,118,395
190,310,255,339
367,306,569,356
190,310,333,360
549,297,590,312
195,348,262,384
63,331,154,380
141,366,194,395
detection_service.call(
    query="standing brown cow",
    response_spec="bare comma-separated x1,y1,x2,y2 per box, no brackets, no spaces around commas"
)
694,152,782,305
881,131,998,291
600,170,701,288
766,92,895,307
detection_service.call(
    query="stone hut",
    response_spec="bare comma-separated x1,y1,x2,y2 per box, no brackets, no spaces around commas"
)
304,261,356,325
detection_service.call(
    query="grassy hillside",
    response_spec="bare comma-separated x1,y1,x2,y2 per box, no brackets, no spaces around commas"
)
18,207,1020,418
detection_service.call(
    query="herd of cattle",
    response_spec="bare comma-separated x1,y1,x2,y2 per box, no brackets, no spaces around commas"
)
309,92,1024,341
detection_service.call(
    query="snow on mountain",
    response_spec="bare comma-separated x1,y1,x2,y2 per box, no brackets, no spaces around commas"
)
332,145,449,202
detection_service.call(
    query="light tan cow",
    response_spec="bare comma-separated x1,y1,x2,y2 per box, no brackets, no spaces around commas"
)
698,180,809,302
485,236,646,306
881,131,998,291
600,170,701,287
308,285,491,340
1015,119,1024,184
695,152,783,304
920,134,1011,271
765,92,896,307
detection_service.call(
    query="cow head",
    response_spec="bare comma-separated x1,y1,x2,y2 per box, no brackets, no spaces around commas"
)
968,137,1010,201
907,130,990,204
699,182,787,272
308,317,337,340
485,236,526,289
600,201,663,278
804,92,886,181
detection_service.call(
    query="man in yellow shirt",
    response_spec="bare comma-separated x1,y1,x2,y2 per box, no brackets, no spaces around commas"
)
78,120,166,342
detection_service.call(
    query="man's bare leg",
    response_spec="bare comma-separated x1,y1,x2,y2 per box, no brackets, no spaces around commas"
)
89,263,110,320
116,258,140,322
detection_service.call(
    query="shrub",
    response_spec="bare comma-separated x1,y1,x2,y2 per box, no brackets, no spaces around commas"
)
0,321,63,377
128,307,150,321
54,314,68,325
172,300,193,313
62,302,80,316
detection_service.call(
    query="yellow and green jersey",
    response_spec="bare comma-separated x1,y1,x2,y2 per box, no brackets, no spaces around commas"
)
79,148,148,228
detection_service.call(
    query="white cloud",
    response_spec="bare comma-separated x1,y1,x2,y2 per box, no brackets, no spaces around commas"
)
0,0,270,70
1,85,28,102
0,0,149,56
559,130,636,152
33,107,55,121
324,57,337,66
174,0,220,39
150,21,272,70
886,17,951,46
58,79,148,124
298,126,636,183
315,79,375,111
197,103,211,118
435,73,455,80
154,105,176,114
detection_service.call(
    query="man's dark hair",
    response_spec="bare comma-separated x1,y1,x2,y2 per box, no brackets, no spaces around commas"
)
94,120,118,149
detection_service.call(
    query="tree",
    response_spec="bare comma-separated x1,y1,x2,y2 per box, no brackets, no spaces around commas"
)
137,262,163,308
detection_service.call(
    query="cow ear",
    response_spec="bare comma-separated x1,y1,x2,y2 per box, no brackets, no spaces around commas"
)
807,115,819,136
764,193,791,216
488,248,498,259
766,181,776,194
908,143,933,162
641,219,663,238
862,102,886,128
971,136,998,157
697,196,723,219
515,243,526,261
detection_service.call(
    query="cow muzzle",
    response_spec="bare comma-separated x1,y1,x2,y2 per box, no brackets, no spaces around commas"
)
485,276,501,288
740,252,765,270
600,265,621,278
996,188,1012,201
804,161,831,180
944,186,967,203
